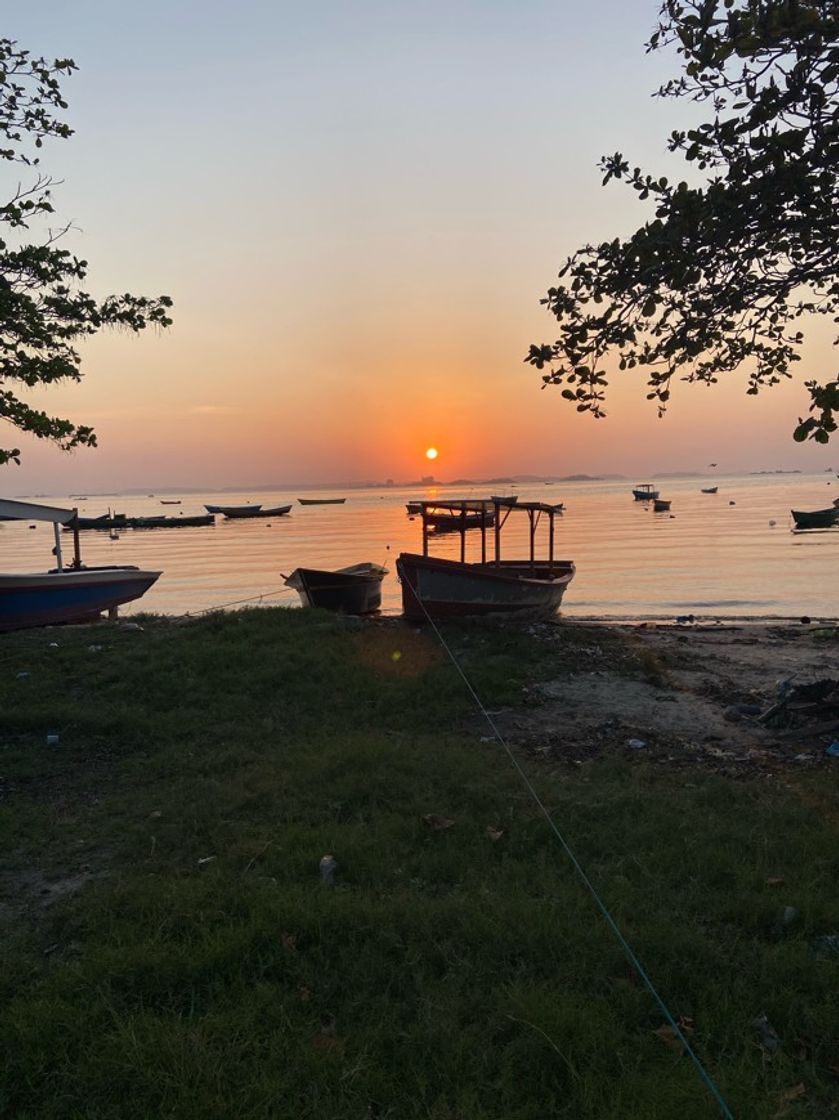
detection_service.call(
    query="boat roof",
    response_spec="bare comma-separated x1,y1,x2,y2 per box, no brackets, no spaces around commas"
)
415,499,562,514
0,498,77,524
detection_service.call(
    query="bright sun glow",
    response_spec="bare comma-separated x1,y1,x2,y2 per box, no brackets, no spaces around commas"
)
425,447,439,460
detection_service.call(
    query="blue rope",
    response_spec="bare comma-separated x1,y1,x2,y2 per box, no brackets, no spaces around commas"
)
415,603,735,1120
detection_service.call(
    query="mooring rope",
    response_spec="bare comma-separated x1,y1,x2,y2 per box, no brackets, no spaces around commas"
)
411,595,735,1119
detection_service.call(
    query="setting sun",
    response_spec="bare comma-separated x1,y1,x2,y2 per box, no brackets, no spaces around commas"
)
425,447,439,461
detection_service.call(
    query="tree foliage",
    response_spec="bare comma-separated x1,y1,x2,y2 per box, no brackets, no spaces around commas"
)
526,1,839,443
0,38,172,466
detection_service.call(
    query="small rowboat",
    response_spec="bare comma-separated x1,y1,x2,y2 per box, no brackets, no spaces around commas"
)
222,505,292,519
701,487,718,494
653,498,671,512
205,503,261,515
297,497,347,505
791,507,839,530
283,563,387,614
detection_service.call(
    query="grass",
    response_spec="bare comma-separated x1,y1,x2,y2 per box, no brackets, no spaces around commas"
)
0,608,837,1118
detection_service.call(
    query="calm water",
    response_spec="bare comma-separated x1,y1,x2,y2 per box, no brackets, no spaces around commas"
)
3,473,839,620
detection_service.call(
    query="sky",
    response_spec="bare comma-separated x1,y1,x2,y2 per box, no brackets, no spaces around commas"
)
4,1,839,492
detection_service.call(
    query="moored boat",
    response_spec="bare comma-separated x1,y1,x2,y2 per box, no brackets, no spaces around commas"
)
160,499,182,505
653,498,671,512
791,507,839,530
297,497,347,505
701,487,718,494
490,494,518,505
283,563,387,614
222,505,292,519
0,498,161,632
397,499,574,620
633,484,659,501
205,503,261,515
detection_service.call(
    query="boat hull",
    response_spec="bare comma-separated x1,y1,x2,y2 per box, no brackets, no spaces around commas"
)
222,505,292,519
396,553,575,620
633,488,659,501
791,508,839,530
204,504,261,515
284,564,386,614
297,498,346,505
0,568,161,632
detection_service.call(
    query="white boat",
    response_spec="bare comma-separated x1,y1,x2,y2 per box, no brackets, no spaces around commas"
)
0,499,161,632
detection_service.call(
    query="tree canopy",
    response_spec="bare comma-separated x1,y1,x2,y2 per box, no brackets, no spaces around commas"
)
0,38,172,466
526,0,839,443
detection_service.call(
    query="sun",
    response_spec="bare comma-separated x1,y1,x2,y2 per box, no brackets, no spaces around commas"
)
425,447,439,461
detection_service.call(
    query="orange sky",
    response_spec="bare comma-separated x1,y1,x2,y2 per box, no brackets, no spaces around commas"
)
5,1,839,493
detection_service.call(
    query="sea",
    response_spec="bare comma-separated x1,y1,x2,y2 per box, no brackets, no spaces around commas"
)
3,473,839,621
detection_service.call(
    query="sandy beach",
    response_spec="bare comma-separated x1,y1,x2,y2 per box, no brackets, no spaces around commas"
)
479,619,839,777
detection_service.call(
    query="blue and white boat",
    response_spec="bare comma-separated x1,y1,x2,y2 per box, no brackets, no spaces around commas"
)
0,498,161,632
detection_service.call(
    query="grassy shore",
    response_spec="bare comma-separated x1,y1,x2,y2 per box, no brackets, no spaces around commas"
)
1,609,838,1119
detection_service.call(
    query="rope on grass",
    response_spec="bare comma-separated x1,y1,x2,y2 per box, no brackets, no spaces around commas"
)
413,599,735,1120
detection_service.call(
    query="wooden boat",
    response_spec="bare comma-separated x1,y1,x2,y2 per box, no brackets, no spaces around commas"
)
0,498,161,631
222,505,292,519
283,563,387,614
205,503,261,515
72,513,128,530
128,514,214,529
491,494,518,505
633,484,659,501
406,501,423,516
160,499,181,505
701,487,718,494
790,507,839,530
653,498,671,512
70,514,214,531
297,497,347,505
397,499,575,620
428,510,496,532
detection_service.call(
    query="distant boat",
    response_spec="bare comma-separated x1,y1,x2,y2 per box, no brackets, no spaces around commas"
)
397,499,574,620
653,498,671,512
70,513,214,531
0,498,161,631
633,484,659,501
222,505,292,519
283,563,387,614
160,499,182,505
491,495,518,505
428,510,496,532
297,497,347,505
791,507,839,530
205,503,260,515
701,487,718,494
406,501,423,515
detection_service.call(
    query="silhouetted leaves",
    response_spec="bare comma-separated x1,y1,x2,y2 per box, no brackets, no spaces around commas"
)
0,38,173,465
528,1,839,442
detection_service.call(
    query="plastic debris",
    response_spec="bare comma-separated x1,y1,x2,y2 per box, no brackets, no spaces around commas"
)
421,813,455,831
752,1014,780,1054
782,906,799,926
45,731,59,747
197,856,217,866
87,644,103,653
15,671,30,679
48,642,59,648
485,826,505,841
626,738,647,750
319,854,338,884
826,741,839,757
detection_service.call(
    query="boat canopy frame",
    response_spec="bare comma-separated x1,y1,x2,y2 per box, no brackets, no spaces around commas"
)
416,499,562,570
0,498,82,571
